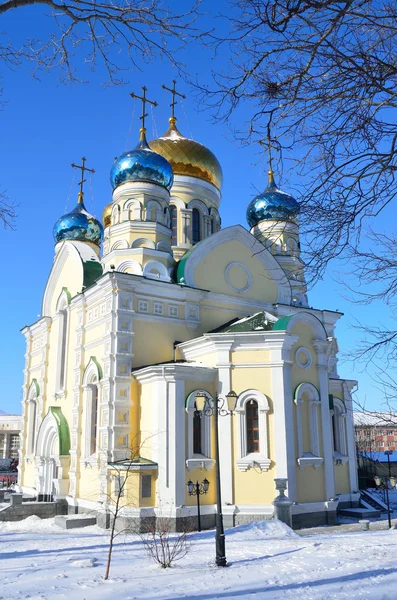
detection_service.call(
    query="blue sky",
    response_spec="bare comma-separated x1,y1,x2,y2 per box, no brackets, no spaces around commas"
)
0,0,395,414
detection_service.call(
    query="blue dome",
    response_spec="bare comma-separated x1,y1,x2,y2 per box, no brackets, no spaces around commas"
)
247,172,299,227
110,137,173,191
53,195,104,246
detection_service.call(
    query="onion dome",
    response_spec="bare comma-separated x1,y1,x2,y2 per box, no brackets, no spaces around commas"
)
149,117,223,191
102,202,112,227
53,193,104,246
110,131,173,191
247,170,299,227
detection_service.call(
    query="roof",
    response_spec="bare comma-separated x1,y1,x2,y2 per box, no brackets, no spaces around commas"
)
212,311,278,333
353,412,397,427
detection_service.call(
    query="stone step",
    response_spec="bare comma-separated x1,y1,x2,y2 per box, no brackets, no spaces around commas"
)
54,515,97,529
339,507,381,519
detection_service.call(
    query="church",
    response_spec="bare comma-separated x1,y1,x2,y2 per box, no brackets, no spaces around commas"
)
18,85,359,530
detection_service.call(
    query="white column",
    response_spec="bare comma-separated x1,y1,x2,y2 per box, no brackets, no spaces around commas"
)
269,337,297,502
344,382,359,492
216,343,233,505
314,341,336,500
4,434,9,459
166,378,186,507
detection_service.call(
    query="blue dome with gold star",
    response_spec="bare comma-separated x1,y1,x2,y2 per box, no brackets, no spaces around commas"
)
53,194,104,246
110,135,174,191
247,171,299,227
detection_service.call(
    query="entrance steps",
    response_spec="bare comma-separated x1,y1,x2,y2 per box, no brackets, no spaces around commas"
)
54,515,97,529
360,490,389,513
339,507,381,519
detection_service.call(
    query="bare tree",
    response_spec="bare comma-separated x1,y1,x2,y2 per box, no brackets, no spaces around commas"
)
202,0,397,282
140,508,191,569
0,191,16,229
0,0,202,85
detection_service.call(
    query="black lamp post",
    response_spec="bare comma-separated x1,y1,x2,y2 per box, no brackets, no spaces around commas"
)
195,390,238,568
186,478,210,532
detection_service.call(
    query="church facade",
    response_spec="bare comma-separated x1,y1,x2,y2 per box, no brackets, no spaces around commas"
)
18,92,359,529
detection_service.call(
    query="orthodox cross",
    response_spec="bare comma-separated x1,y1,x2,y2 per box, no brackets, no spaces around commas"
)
130,86,158,133
71,157,95,197
162,80,186,119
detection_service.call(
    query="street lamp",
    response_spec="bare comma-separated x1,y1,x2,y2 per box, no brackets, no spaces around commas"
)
195,390,238,568
186,478,210,532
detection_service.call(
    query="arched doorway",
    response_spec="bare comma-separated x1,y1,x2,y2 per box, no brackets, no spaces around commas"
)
35,408,71,502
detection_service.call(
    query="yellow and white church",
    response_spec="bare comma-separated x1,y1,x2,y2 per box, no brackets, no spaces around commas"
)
18,89,359,529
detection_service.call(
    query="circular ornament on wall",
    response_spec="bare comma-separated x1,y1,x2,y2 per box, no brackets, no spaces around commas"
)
225,262,252,293
295,347,312,370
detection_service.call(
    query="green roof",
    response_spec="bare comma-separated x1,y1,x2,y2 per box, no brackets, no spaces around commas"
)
214,311,277,333
272,315,294,331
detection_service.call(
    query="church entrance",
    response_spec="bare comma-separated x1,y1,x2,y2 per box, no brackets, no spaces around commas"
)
34,407,71,502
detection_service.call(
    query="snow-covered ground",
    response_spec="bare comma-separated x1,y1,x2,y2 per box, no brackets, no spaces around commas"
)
1,516,397,600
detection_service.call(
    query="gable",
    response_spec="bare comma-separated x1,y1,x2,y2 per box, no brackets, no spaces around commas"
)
177,225,291,305
42,241,103,317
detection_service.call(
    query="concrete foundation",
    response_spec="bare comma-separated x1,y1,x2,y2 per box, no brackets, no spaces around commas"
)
292,510,338,529
0,499,67,522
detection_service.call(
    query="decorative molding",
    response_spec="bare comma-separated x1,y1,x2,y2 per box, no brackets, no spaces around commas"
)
225,262,252,294
295,346,313,370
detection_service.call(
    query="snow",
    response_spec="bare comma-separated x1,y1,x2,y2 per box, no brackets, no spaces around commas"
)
1,517,397,599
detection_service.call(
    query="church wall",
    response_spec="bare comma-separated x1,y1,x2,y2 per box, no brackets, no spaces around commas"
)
230,366,276,505
231,350,271,365
132,320,193,368
335,463,350,495
183,379,217,507
193,240,279,303
78,466,101,503
139,383,154,461
290,322,327,503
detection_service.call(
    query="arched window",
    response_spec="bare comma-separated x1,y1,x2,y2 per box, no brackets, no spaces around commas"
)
192,208,201,244
193,404,202,454
90,385,99,455
235,390,271,472
28,400,37,455
185,390,214,471
59,309,68,390
294,382,323,469
170,206,178,246
246,400,259,453
331,397,348,459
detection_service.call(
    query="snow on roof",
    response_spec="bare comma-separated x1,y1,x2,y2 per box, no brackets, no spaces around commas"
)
353,412,397,427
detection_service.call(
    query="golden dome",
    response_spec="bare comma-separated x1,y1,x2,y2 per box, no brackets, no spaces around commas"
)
149,118,223,191
102,202,112,227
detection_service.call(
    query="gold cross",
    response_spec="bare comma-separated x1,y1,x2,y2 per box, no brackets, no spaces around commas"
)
130,86,158,134
162,80,186,119
71,157,95,197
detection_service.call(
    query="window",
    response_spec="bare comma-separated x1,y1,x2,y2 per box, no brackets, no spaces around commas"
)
59,309,68,390
246,401,260,453
235,390,271,472
192,208,201,244
114,474,125,497
170,206,178,246
185,390,214,472
193,406,202,454
294,383,323,469
331,398,348,462
90,385,99,455
28,400,37,455
388,430,393,436
141,474,152,498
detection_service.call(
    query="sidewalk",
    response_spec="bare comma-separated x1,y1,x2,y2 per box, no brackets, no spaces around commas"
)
298,516,397,536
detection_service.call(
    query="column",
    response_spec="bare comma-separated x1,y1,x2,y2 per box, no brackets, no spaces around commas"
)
344,382,359,492
314,341,336,500
269,338,297,502
216,342,233,505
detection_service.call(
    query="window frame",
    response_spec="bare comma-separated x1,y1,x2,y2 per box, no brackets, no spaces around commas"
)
235,390,271,472
185,390,214,472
